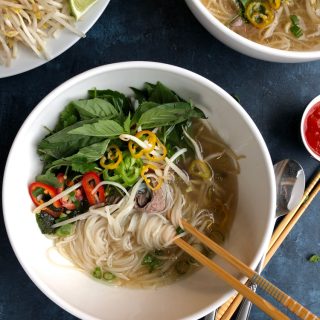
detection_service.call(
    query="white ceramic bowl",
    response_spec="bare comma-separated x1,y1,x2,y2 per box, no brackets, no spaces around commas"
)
185,0,320,63
301,95,320,161
3,62,276,320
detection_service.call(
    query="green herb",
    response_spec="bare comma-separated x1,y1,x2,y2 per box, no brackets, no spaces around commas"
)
38,119,102,159
69,119,124,137
131,81,182,104
36,171,63,188
137,102,206,129
32,187,44,197
36,212,55,234
92,267,102,279
308,254,320,263
232,94,240,103
176,226,184,235
55,223,74,237
142,253,161,272
290,15,303,38
238,0,250,7
54,102,79,131
88,88,133,117
72,98,119,120
47,139,110,173
103,272,116,281
131,101,158,126
123,113,131,133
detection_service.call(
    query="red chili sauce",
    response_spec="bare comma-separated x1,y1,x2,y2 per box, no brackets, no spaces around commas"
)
304,101,320,156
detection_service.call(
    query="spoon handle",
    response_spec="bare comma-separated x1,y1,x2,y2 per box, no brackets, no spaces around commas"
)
235,258,264,320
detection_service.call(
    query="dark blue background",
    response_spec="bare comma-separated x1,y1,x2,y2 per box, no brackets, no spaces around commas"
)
0,1,319,319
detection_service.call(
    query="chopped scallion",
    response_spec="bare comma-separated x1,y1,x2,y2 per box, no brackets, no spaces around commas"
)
290,15,303,38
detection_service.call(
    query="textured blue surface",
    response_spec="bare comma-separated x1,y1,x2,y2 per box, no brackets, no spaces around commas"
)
0,0,319,319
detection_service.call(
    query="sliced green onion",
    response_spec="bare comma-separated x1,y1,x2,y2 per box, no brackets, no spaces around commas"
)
92,267,102,279
103,272,116,281
290,15,303,38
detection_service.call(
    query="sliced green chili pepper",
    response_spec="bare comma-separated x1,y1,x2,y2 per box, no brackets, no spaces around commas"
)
104,152,142,187
189,160,212,180
245,1,274,29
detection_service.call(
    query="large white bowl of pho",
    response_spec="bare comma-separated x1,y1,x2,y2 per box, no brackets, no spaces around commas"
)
186,0,320,62
3,61,276,320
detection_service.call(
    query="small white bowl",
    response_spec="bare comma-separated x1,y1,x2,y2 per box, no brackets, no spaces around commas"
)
185,0,320,63
301,95,320,161
3,62,276,320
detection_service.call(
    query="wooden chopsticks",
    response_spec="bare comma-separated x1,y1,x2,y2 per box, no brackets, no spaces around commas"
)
215,168,320,320
174,235,289,320
174,216,319,320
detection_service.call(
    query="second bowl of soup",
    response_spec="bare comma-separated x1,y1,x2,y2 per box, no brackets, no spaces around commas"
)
186,0,320,62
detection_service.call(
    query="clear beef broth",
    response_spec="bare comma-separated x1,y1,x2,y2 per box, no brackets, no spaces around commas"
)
126,120,239,288
201,0,320,51
180,120,238,240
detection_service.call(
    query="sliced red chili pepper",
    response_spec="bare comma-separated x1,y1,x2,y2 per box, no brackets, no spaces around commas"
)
60,189,83,210
81,172,105,205
28,182,62,217
56,173,82,210
56,173,65,194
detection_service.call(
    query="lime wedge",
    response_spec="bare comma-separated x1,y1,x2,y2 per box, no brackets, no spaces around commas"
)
69,0,97,20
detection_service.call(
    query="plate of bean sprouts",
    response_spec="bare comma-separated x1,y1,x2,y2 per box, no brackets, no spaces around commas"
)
0,0,109,78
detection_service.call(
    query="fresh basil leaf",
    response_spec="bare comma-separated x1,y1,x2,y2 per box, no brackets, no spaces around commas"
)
72,98,119,120
130,87,148,103
131,101,158,125
70,160,97,173
68,120,124,137
131,82,183,104
148,82,181,104
137,102,206,129
38,120,102,159
36,171,63,188
65,139,110,162
123,114,131,133
47,139,110,172
54,102,79,131
88,89,133,116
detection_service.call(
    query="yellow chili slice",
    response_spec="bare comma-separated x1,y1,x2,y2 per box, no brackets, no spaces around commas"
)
100,145,123,170
268,0,281,9
245,2,274,29
189,160,211,180
141,164,163,191
128,130,157,159
146,138,167,162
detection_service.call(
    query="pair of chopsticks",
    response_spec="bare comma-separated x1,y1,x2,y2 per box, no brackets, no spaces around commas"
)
215,169,320,320
173,170,320,320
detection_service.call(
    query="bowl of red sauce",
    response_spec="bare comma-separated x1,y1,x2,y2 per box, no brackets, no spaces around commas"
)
301,95,320,161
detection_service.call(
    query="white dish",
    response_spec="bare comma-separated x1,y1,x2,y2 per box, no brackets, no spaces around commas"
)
3,61,276,320
301,95,320,161
185,0,320,63
0,1,110,79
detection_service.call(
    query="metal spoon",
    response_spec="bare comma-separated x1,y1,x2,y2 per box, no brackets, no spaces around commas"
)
235,159,305,320
203,159,305,320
